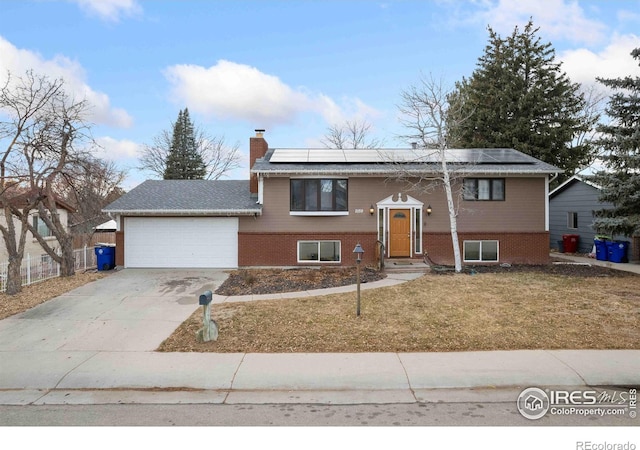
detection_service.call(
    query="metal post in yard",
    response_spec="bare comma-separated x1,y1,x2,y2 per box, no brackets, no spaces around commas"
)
26,254,30,285
197,290,218,342
352,243,365,318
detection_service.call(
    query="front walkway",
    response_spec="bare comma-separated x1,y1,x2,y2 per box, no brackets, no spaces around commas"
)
553,253,640,275
212,272,423,303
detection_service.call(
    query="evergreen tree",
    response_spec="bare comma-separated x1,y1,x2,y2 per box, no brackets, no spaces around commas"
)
163,108,206,180
447,21,595,181
592,48,640,237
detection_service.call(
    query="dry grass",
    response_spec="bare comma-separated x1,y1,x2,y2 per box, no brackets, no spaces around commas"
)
0,271,108,320
158,271,640,353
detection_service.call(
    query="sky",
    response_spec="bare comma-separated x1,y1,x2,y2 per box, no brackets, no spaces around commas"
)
1,0,639,189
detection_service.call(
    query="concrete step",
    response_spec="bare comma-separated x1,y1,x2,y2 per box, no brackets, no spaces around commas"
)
383,259,431,273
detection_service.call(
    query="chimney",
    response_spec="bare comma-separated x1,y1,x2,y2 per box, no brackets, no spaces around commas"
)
250,129,268,194
411,142,418,149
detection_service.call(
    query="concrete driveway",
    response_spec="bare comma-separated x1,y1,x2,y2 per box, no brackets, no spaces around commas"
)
0,269,228,352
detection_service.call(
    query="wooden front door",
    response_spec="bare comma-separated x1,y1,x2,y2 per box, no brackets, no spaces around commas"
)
389,209,411,257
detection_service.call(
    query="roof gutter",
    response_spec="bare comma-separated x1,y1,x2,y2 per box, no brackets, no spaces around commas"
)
252,168,564,176
101,209,262,217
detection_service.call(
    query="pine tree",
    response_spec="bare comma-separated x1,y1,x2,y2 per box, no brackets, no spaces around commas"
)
592,48,640,237
447,21,594,181
163,108,206,180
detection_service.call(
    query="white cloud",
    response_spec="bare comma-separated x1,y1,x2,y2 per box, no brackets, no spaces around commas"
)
94,136,141,161
164,59,379,127
559,34,640,87
617,9,640,24
69,0,142,22
462,0,608,45
0,36,132,128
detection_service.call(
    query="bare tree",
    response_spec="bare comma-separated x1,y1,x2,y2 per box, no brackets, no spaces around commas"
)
571,85,607,176
60,157,126,237
0,70,98,293
321,119,383,149
139,124,241,180
0,71,66,293
396,74,471,273
23,88,95,278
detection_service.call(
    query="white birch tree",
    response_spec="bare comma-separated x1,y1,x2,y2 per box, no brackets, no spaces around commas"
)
396,74,470,273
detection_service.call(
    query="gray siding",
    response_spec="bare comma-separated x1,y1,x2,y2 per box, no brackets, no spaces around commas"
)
549,179,629,255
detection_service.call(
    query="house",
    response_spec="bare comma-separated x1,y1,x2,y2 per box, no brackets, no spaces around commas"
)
95,220,117,232
0,190,73,262
524,395,544,411
549,175,633,259
103,130,561,269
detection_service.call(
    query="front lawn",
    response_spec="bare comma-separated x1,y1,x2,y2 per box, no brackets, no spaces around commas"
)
158,267,640,352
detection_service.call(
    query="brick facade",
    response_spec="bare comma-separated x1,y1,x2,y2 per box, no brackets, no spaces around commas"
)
115,231,124,266
249,131,268,194
239,231,550,266
424,231,550,265
239,232,379,266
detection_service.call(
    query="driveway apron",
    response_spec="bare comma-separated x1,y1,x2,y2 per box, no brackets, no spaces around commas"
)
0,269,228,352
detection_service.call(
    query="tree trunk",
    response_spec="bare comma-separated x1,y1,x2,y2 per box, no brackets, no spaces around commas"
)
59,236,75,277
441,155,463,273
5,257,22,295
1,207,31,295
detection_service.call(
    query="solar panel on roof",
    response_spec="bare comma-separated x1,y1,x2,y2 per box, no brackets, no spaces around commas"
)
268,147,534,164
269,149,307,162
307,149,344,162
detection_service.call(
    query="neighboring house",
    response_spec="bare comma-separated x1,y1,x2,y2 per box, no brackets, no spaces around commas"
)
104,130,561,269
95,220,117,232
549,175,632,259
0,192,73,262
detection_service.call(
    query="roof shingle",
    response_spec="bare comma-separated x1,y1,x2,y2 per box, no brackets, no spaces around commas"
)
103,180,260,215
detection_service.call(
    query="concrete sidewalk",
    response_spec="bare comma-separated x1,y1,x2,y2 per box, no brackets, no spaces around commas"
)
2,349,639,405
1,267,639,407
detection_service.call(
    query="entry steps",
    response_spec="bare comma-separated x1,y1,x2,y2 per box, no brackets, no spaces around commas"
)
383,258,431,274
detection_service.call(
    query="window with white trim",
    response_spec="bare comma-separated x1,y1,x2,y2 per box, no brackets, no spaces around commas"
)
32,215,53,237
414,208,422,254
463,240,499,262
567,212,578,229
298,241,341,263
290,179,348,212
463,178,505,201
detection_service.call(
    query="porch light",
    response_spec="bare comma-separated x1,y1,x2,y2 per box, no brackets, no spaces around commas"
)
353,243,364,261
369,204,375,215
426,204,432,216
353,243,365,317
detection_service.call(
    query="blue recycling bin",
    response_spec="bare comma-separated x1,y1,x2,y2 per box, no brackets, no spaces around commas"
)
607,241,629,263
594,238,608,261
95,245,115,271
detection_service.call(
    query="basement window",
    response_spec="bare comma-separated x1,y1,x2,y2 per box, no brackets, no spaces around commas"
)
463,240,499,262
298,241,341,263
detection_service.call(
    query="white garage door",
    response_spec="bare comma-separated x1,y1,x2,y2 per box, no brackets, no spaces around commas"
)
124,217,238,268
